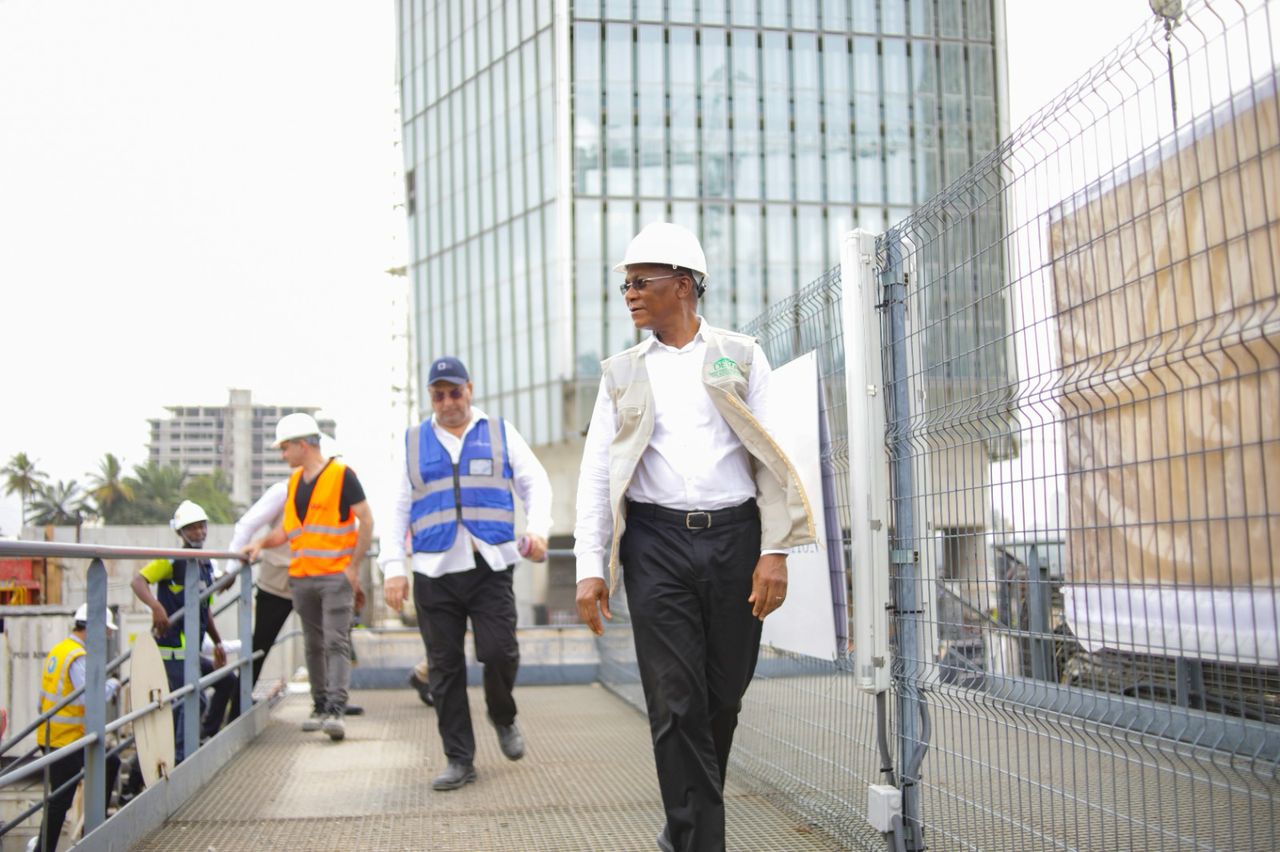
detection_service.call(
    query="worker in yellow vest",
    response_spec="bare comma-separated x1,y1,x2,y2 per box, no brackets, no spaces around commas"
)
32,604,122,852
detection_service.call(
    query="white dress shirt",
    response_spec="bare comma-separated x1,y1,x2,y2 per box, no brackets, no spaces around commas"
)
222,480,292,598
574,319,776,583
381,406,552,579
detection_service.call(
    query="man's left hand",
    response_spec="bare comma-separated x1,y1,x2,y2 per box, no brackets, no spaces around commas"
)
748,554,789,620
213,643,227,669
522,534,548,562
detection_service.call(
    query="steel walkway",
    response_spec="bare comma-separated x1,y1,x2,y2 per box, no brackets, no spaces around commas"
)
131,684,844,851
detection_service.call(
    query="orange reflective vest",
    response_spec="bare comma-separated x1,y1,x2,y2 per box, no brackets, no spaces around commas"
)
284,461,358,578
38,636,86,748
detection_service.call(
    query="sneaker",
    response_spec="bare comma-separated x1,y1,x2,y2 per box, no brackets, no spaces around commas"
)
322,712,345,741
301,707,325,732
431,761,477,791
493,720,525,761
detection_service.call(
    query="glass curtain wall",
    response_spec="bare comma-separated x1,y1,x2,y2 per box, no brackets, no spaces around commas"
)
399,0,1002,444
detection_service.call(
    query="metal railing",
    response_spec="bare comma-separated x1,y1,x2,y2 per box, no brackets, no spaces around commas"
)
0,539,256,843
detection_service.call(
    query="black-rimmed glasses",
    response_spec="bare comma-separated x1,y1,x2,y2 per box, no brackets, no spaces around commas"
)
618,273,683,296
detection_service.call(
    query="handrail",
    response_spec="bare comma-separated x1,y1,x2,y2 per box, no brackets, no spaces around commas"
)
0,539,247,562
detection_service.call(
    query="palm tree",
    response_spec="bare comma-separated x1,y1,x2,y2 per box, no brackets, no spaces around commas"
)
87,453,135,524
2,452,48,528
182,469,238,524
28,479,91,528
120,461,188,524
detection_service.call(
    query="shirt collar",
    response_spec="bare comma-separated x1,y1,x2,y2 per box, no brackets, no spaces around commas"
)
644,316,706,354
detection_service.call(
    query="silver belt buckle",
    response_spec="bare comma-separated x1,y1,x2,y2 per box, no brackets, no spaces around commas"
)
685,511,711,530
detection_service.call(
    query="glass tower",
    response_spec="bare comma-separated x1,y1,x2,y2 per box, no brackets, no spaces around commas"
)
397,0,1005,456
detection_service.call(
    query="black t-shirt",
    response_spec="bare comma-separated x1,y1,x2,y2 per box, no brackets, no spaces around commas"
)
294,461,366,523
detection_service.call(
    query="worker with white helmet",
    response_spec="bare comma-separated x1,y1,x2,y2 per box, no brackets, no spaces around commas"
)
243,412,374,742
574,222,815,852
224,434,365,714
130,499,239,763
30,606,122,851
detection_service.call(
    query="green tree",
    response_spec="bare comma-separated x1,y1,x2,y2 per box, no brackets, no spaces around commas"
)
86,453,135,524
182,469,238,524
28,479,92,529
2,452,48,528
118,461,188,525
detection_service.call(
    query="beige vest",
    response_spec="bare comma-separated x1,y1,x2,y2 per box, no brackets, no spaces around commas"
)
600,323,816,590
258,508,293,599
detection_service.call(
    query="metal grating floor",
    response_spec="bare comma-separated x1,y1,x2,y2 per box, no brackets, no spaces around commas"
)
132,684,844,851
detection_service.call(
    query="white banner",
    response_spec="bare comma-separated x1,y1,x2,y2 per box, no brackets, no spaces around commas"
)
760,351,839,660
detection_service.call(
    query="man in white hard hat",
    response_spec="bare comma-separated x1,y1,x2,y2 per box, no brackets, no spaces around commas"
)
130,500,239,763
224,434,362,715
31,605,122,852
574,222,815,852
380,355,552,791
243,412,374,742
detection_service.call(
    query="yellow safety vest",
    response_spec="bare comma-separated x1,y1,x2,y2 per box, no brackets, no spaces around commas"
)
38,636,86,748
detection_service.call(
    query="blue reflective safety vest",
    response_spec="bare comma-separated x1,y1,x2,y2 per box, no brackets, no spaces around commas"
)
407,416,515,553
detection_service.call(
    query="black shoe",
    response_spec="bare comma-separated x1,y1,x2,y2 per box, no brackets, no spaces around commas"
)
493,720,524,761
343,704,364,716
431,761,476,791
408,671,434,707
656,825,675,852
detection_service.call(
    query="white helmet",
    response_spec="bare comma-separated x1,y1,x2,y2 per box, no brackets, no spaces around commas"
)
170,499,209,532
74,603,118,631
614,222,709,284
320,433,341,459
273,412,321,447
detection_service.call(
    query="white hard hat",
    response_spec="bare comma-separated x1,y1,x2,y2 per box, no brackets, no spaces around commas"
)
273,412,321,447
170,499,209,531
74,603,118,632
613,222,709,282
320,433,341,458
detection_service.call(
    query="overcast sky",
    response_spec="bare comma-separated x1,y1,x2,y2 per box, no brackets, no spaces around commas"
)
0,0,1155,536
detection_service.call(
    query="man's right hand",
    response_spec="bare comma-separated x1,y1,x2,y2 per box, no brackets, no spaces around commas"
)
575,578,612,636
241,543,262,563
150,603,171,634
384,576,409,612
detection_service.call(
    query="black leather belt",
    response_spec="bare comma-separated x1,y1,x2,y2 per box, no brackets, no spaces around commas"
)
626,499,757,530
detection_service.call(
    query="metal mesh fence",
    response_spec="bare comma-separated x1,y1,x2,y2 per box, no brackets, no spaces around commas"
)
880,0,1280,848
599,1,1279,849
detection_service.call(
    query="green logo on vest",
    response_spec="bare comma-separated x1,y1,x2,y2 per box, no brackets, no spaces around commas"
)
710,357,742,379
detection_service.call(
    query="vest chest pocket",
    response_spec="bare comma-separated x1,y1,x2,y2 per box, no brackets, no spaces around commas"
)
613,405,645,441
469,458,494,476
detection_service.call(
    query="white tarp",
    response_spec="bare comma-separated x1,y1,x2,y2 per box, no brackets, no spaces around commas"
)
1063,584,1280,667
760,351,839,660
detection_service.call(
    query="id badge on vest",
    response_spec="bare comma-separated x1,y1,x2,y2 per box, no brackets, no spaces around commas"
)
469,458,494,476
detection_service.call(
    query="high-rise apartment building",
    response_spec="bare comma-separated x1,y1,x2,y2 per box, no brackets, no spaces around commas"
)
396,0,1007,528
148,389,336,506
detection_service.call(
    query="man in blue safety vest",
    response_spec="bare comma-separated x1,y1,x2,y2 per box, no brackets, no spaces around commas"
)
380,355,552,791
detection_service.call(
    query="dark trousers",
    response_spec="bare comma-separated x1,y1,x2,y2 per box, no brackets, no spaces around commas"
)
413,552,519,764
34,746,120,852
620,501,764,852
162,656,240,763
251,588,294,686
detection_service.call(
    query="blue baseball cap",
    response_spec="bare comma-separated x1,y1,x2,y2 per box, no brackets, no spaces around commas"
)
427,356,470,385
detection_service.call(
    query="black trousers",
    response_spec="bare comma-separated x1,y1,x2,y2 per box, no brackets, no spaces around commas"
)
413,552,519,764
251,588,294,686
620,500,764,852
34,746,120,852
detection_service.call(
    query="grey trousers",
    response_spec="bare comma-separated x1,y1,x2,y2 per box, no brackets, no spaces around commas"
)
289,573,354,712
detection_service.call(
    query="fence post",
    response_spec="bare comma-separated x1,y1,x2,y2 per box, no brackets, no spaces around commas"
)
239,562,253,713
183,559,201,762
883,233,926,851
83,559,108,833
